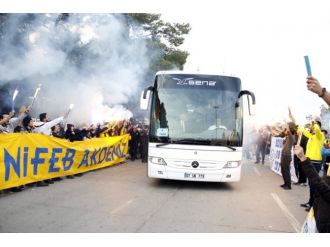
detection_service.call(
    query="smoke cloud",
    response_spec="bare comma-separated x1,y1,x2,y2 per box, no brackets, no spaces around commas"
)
0,14,151,125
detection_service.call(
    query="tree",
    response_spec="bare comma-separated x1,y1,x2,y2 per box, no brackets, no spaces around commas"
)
123,14,191,117
127,14,191,72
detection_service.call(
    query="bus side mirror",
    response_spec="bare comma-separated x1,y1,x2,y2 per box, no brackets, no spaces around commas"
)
237,90,256,116
140,86,154,110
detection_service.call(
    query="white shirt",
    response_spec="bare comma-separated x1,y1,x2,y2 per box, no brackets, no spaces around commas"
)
7,113,27,133
34,116,64,136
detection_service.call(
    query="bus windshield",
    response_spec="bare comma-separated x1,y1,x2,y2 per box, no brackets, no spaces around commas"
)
149,73,243,146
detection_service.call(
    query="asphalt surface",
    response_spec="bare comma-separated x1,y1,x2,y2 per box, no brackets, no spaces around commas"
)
0,158,310,233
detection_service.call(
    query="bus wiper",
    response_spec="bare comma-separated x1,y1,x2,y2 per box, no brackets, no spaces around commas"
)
156,142,171,147
209,140,237,151
173,139,211,145
221,144,236,151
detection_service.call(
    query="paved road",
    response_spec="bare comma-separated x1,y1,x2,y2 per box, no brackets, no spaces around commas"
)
0,158,310,232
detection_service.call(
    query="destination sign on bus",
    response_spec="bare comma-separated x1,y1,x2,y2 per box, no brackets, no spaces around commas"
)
173,77,217,87
156,74,241,92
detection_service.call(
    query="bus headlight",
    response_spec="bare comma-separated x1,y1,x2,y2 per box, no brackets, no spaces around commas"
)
224,161,241,168
149,156,167,165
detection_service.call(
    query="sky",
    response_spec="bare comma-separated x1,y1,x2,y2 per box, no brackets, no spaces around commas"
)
1,0,330,128
161,1,330,127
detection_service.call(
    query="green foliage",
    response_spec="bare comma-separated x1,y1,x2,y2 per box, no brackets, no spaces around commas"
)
127,13,191,71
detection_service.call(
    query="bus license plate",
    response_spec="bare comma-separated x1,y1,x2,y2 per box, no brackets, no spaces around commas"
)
184,173,205,179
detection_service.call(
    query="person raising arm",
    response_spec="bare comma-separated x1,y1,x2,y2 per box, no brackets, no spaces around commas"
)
307,76,330,107
294,145,330,233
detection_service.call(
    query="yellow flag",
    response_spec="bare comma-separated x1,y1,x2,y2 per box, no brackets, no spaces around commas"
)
0,133,129,190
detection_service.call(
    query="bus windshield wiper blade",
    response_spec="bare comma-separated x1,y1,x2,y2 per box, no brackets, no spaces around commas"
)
156,143,171,147
209,140,236,151
173,139,211,145
222,144,236,151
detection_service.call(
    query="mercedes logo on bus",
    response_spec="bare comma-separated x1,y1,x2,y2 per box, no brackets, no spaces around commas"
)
191,161,199,168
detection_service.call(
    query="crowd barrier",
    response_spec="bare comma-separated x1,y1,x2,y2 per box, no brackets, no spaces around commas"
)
269,137,298,182
0,133,130,190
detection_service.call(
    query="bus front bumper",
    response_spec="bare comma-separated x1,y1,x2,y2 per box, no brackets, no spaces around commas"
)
147,163,241,182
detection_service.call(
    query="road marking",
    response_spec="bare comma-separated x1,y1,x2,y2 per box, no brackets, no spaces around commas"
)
271,193,301,232
253,167,262,177
111,199,133,215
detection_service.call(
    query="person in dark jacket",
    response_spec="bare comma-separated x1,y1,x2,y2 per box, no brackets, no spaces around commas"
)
22,115,35,133
140,127,149,163
51,124,65,138
65,124,76,142
278,121,297,190
129,125,140,161
294,145,330,233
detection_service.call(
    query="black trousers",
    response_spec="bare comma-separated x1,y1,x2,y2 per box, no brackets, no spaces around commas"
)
308,161,322,206
294,155,299,178
280,155,292,187
297,163,307,183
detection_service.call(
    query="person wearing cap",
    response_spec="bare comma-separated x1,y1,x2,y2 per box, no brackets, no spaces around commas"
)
289,108,325,208
300,122,324,208
293,77,330,211
300,118,325,210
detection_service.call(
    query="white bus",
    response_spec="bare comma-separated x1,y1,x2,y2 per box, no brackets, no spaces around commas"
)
140,71,255,182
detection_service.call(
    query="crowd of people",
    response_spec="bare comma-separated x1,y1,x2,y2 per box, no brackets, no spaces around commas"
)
1,76,329,232
0,105,149,191
243,125,271,164
244,76,330,232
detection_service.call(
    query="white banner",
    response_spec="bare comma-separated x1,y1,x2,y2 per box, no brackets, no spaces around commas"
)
269,137,298,183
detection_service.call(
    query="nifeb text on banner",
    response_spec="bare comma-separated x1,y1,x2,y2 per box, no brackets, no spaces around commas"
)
0,133,130,190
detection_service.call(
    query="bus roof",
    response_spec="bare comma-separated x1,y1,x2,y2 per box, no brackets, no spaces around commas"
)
155,71,240,80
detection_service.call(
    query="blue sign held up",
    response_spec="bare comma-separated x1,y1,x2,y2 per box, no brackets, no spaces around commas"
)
304,56,312,76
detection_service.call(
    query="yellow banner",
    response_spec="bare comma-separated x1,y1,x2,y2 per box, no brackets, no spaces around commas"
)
0,133,129,190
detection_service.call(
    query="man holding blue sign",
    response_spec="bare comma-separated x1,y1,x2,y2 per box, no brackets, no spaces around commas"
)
306,76,330,106
293,56,330,232
304,55,330,105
